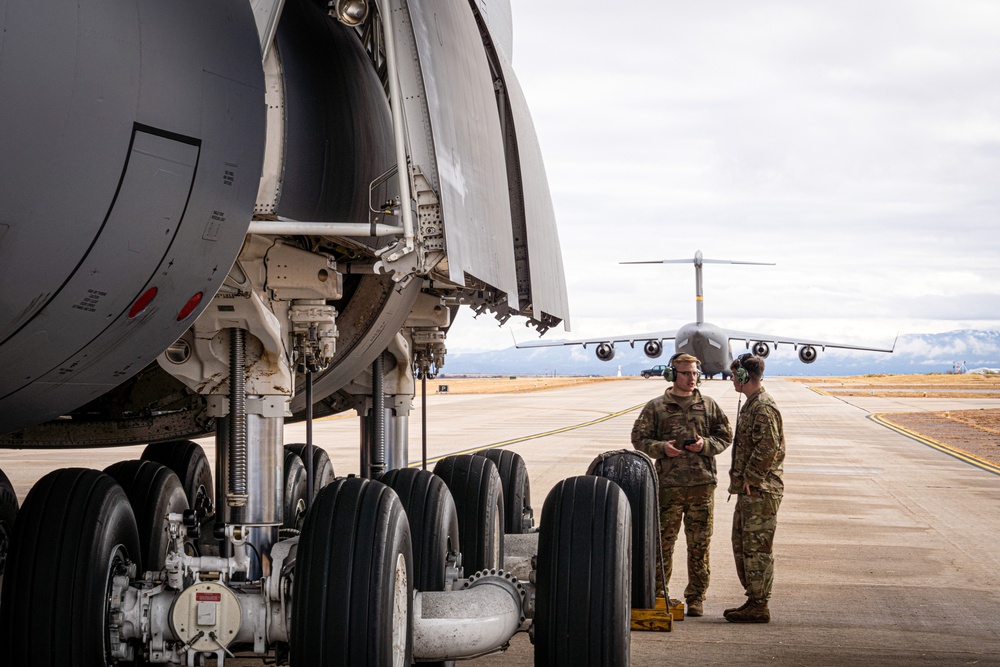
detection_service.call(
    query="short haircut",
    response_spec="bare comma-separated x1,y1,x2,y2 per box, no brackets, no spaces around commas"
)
672,353,700,366
731,354,765,381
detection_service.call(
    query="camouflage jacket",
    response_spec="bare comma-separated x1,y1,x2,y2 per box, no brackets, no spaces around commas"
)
631,388,732,488
728,387,785,497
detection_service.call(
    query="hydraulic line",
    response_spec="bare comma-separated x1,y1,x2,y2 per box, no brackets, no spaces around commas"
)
228,328,248,507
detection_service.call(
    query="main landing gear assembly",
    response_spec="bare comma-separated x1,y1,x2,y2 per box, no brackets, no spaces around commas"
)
0,367,636,667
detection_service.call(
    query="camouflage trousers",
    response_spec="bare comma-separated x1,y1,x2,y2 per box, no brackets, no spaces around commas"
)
657,483,714,601
732,492,782,601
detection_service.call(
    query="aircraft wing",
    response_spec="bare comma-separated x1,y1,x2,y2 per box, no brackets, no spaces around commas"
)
515,330,679,349
725,329,897,353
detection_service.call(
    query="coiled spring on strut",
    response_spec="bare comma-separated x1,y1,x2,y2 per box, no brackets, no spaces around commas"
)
228,328,248,506
371,353,386,477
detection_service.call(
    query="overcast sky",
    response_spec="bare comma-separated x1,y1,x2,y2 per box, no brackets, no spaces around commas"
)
447,0,1000,353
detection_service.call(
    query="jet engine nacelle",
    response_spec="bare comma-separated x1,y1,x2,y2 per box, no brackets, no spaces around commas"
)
595,343,616,362
798,345,818,364
643,340,663,359
752,341,771,358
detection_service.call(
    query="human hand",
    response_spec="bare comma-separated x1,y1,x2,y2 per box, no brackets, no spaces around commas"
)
663,440,683,458
685,435,704,453
742,481,752,495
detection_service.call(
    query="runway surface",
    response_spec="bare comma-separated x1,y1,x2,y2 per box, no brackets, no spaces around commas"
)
2,377,999,665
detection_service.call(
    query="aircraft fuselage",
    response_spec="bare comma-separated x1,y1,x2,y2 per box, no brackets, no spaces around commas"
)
674,321,733,377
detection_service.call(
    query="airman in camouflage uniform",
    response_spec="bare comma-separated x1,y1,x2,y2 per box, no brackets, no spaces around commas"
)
631,353,732,617
725,353,785,623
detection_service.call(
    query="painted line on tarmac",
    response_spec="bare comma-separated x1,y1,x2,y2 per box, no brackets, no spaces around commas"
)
869,413,1000,476
410,402,647,468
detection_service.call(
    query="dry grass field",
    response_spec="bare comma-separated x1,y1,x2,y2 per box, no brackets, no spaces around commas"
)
786,372,1000,398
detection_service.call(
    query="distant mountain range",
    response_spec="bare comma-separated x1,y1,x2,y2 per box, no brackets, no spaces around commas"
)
443,329,1000,377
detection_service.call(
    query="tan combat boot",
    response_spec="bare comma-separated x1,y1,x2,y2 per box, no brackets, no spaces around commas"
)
686,598,703,617
724,599,769,623
723,598,751,617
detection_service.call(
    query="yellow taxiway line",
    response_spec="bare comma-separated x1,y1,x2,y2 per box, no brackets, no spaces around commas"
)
869,413,1000,476
411,402,647,468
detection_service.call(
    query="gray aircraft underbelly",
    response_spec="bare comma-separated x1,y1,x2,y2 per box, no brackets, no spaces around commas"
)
0,0,266,434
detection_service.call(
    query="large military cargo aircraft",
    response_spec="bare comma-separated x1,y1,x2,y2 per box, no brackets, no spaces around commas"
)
0,1,638,664
518,250,895,377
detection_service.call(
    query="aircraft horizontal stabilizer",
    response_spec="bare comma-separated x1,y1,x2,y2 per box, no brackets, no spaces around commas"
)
620,258,775,266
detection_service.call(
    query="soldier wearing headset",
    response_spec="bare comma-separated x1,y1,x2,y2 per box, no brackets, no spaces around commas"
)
631,353,732,618
724,353,785,623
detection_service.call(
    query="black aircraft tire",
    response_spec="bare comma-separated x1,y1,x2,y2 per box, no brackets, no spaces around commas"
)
105,460,189,571
588,451,658,609
478,448,533,534
380,467,459,592
534,476,631,666
0,468,17,585
141,440,215,519
282,449,308,531
433,455,504,574
291,477,413,664
0,468,141,666
285,443,336,491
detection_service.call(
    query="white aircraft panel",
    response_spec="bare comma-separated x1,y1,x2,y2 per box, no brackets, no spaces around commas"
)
407,0,520,308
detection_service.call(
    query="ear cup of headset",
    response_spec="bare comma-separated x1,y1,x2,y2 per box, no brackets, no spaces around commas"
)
663,353,676,382
735,353,751,383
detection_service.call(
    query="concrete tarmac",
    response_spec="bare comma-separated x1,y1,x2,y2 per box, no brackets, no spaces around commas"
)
2,377,999,665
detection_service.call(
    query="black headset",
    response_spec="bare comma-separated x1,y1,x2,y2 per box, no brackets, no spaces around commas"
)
663,353,702,384
734,352,753,384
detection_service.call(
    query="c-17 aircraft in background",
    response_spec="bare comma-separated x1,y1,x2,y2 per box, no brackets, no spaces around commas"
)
517,250,896,378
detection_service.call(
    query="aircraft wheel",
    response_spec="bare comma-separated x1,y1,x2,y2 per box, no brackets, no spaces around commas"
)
380,468,459,592
478,448,533,533
433,455,504,573
141,440,214,519
105,460,189,571
285,443,336,490
282,449,308,531
0,468,141,666
291,477,412,664
534,476,631,666
587,451,658,609
0,468,17,587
